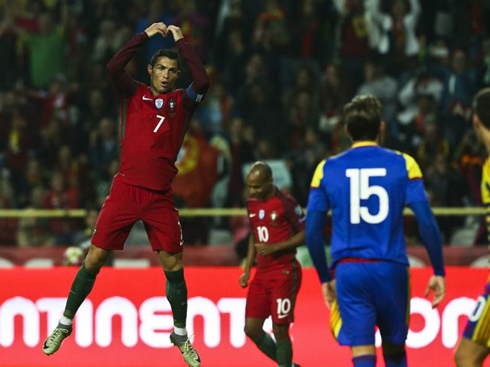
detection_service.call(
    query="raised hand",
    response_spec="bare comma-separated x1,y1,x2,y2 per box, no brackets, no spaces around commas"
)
167,25,184,42
144,22,168,38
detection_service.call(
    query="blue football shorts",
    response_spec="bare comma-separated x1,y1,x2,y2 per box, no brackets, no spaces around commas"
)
331,261,410,346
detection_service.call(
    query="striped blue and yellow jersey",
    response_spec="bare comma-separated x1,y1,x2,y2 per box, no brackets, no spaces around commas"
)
307,142,428,267
481,157,490,293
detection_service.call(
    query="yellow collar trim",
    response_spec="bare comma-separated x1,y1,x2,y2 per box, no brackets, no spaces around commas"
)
352,141,378,148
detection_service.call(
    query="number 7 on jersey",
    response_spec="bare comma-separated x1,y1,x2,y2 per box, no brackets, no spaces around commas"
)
154,114,165,133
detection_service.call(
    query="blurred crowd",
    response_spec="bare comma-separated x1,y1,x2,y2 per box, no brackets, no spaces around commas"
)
0,0,490,248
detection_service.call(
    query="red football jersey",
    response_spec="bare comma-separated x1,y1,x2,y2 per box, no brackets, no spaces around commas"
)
116,84,191,191
247,188,305,273
106,33,209,191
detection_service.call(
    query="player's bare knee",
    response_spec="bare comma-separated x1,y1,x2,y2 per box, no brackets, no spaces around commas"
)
244,325,261,340
83,258,103,273
84,247,110,273
158,250,183,271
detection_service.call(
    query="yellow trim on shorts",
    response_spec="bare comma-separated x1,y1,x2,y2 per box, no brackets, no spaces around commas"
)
330,299,342,340
472,296,490,348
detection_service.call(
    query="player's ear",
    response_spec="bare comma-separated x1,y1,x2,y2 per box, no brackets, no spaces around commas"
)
147,64,153,76
473,113,480,129
378,121,386,144
379,121,386,135
344,123,351,139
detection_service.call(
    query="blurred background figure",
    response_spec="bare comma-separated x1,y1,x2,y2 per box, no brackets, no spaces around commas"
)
0,0,489,250
64,206,113,266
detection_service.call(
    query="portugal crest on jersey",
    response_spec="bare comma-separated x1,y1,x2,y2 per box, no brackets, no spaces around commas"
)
155,98,164,109
270,211,278,225
168,97,176,112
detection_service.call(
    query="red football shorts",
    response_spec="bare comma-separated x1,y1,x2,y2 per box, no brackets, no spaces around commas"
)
245,264,302,324
92,178,183,253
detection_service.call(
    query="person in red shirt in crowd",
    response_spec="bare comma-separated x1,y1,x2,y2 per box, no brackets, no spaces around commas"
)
44,170,79,244
42,22,209,367
239,161,304,367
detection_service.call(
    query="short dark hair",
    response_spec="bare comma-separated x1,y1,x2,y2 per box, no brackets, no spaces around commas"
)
343,95,383,141
473,88,490,129
150,49,180,69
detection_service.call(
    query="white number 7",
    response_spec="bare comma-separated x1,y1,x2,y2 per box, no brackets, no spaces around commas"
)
154,114,165,133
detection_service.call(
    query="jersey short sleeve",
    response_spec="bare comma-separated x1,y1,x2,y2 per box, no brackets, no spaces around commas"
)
481,157,490,244
402,153,428,205
307,160,330,212
282,194,305,233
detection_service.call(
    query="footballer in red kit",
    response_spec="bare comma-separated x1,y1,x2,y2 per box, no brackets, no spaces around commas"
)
43,23,208,367
247,190,304,276
240,162,304,367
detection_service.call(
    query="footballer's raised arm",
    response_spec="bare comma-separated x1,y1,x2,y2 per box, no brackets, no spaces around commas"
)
168,25,210,108
106,33,147,98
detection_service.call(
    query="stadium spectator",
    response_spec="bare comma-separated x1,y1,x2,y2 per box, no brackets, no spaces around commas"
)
19,4,69,89
44,170,79,245
0,0,488,252
333,0,373,93
356,59,398,123
226,116,256,207
426,48,478,149
416,122,450,171
368,0,421,74
16,185,54,247
0,169,18,245
88,117,119,181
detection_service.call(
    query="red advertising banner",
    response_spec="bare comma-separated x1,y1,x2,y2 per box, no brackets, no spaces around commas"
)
0,267,488,367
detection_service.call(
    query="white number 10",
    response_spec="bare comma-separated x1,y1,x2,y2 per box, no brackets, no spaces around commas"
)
154,114,165,133
257,226,269,242
345,168,389,224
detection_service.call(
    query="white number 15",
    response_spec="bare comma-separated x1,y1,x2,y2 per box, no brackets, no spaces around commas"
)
346,168,389,224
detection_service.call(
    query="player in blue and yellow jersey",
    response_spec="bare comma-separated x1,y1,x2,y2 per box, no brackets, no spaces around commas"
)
305,95,446,367
454,88,490,367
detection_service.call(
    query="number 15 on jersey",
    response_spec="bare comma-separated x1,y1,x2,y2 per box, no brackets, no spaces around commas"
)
346,168,389,225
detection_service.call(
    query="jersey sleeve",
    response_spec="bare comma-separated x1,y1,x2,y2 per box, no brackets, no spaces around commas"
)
176,39,210,111
282,194,305,233
481,158,490,245
245,200,254,232
106,33,146,98
307,160,330,212
402,153,428,204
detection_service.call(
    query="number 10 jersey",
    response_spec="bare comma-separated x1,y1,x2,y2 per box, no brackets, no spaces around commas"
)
247,188,305,275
